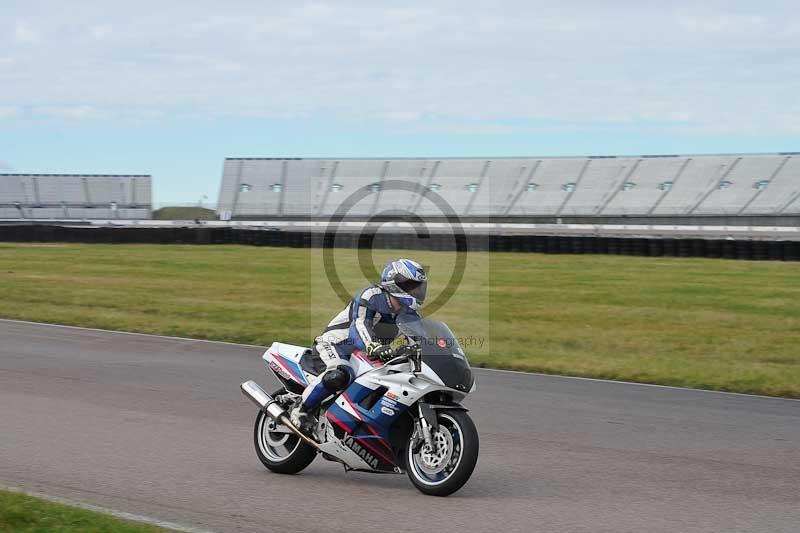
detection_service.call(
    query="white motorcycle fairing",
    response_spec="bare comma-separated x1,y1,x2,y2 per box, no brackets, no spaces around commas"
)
262,341,468,472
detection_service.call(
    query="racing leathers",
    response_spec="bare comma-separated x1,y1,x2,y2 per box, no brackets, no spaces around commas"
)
297,285,420,414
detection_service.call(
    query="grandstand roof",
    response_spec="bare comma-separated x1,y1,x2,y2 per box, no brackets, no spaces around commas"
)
0,173,152,220
217,153,800,219
223,152,800,161
0,173,151,177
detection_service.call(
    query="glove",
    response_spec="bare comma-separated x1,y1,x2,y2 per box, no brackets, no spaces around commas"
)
366,342,394,363
395,343,420,358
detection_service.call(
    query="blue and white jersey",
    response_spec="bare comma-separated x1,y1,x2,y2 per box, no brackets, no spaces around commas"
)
319,285,420,356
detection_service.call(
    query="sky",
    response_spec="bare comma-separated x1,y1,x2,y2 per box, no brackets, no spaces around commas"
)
1,1,798,205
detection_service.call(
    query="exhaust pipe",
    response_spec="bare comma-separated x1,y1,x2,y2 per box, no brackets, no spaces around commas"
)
240,380,321,450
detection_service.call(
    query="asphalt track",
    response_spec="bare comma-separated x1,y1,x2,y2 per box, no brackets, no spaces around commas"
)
1,319,798,533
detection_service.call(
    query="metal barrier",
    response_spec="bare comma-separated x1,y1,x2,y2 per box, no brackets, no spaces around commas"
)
0,224,798,261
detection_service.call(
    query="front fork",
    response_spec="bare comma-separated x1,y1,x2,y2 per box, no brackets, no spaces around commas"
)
413,402,440,452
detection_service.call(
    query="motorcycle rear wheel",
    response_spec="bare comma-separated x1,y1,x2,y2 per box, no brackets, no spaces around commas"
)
253,389,316,475
405,409,479,496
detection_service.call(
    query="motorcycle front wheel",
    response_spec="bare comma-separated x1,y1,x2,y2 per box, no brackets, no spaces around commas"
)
405,409,479,496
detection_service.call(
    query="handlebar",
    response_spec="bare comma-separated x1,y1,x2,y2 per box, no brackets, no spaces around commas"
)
388,343,422,372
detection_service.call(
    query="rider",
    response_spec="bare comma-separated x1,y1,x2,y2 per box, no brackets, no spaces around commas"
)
290,258,427,432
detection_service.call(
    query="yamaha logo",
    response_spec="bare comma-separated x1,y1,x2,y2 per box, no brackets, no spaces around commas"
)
343,435,379,469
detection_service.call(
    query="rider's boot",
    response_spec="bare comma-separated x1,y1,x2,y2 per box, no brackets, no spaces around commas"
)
290,405,317,436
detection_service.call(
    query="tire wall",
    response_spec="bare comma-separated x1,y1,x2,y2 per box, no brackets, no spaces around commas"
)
1,224,798,261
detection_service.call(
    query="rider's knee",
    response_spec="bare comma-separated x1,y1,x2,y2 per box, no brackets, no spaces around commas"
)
322,365,353,394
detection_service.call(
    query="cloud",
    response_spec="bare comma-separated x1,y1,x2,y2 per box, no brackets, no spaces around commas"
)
88,25,112,40
31,105,165,122
675,11,767,34
371,111,425,122
0,106,21,120
13,21,41,45
0,1,797,134
35,105,114,121
0,160,13,170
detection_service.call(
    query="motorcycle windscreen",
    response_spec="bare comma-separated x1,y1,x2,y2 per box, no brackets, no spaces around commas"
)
397,317,474,392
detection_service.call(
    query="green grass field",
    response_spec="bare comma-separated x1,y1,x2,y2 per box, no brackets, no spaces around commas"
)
151,206,216,220
0,489,167,532
1,243,798,397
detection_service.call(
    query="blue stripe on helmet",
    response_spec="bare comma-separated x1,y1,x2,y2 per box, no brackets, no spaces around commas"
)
381,264,392,282
402,259,417,277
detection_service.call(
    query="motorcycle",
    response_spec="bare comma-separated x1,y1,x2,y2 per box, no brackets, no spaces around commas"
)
240,316,479,496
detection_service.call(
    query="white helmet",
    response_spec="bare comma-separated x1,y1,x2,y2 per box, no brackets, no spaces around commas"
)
380,259,427,311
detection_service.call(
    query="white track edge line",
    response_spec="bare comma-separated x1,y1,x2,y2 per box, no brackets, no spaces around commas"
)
0,484,216,533
474,367,800,403
2,317,798,403
0,318,265,349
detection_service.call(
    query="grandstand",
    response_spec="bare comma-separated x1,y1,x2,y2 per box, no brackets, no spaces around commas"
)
0,174,152,220
216,154,800,223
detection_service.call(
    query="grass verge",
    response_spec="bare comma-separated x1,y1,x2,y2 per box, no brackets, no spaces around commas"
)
0,243,798,398
151,206,216,220
0,489,168,532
